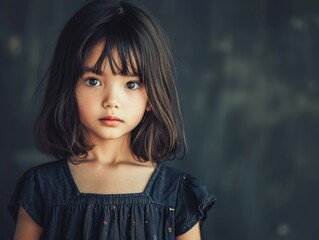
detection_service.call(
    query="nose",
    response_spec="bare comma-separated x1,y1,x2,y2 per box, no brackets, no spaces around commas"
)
103,101,119,109
102,86,120,109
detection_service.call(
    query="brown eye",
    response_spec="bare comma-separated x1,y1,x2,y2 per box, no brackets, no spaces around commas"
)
85,78,101,87
125,81,140,90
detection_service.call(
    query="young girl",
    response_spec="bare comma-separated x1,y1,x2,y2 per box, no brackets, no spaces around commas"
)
9,1,215,239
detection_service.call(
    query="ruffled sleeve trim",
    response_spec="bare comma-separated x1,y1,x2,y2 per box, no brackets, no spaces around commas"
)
174,174,216,236
8,167,44,227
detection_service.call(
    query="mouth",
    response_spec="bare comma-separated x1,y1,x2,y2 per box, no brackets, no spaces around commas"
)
100,115,123,121
99,115,123,127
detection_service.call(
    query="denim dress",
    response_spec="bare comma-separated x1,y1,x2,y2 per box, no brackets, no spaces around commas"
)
9,159,216,239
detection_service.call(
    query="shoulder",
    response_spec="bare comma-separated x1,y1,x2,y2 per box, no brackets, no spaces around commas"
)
27,159,65,174
13,159,64,186
20,159,66,183
157,163,216,236
157,163,213,196
148,162,216,205
8,159,65,226
157,162,184,181
145,163,182,205
11,159,71,205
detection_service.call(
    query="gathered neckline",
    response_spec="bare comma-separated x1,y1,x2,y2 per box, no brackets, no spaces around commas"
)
62,159,161,197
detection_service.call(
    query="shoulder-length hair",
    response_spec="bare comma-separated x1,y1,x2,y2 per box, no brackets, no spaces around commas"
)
35,0,186,163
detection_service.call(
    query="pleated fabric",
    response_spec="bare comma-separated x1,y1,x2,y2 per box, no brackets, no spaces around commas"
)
9,159,216,239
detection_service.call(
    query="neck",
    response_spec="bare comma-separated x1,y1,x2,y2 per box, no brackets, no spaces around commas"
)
71,135,136,166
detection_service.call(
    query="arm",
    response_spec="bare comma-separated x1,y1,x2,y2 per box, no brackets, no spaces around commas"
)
14,207,43,240
176,222,201,240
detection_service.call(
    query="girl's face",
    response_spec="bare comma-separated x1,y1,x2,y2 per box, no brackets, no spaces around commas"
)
75,42,150,145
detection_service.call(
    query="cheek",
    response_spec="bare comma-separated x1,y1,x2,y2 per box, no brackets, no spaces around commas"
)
76,88,98,107
76,94,85,113
76,92,96,120
126,94,148,111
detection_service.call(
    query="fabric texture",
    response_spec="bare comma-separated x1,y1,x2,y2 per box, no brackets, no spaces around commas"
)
8,159,216,240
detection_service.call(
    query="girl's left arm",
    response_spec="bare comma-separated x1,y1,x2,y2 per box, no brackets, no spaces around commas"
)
176,222,201,240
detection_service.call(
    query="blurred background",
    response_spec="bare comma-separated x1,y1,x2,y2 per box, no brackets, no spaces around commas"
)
1,0,319,239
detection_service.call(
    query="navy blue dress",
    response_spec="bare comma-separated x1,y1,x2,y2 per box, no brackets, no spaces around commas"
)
9,159,215,239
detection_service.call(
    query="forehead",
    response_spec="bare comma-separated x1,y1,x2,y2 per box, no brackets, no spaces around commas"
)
83,40,139,76
85,41,105,66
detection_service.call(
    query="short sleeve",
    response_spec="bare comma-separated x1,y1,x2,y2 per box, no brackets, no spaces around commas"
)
174,174,216,236
8,167,44,227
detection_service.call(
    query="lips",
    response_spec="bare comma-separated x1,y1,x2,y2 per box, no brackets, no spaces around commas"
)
99,115,123,127
100,115,123,121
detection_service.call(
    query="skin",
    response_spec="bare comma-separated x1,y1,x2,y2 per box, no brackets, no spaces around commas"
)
76,43,151,152
14,208,42,240
13,42,202,239
177,222,201,240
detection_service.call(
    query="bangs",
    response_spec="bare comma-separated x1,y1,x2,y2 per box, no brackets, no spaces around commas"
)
80,25,143,80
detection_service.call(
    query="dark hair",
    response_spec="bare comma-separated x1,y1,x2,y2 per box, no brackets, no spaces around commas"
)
35,0,186,163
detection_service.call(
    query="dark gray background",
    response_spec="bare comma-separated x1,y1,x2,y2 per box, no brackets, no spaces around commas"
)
1,0,319,239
